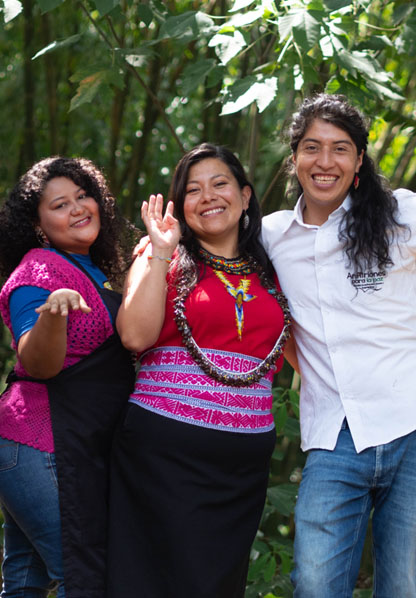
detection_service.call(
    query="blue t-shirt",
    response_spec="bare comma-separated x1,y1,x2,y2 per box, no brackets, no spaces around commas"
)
9,249,111,341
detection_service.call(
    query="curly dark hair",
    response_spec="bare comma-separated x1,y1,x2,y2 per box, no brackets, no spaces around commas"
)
167,143,275,290
0,156,138,287
287,93,407,271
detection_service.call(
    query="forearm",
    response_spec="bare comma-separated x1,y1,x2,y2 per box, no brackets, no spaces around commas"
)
284,334,299,373
17,311,68,378
116,251,171,352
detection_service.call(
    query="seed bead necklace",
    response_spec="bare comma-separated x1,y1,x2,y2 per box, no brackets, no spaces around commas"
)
173,247,292,388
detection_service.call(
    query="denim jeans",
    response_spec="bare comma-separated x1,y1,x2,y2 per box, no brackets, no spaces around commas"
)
0,438,65,597
292,422,416,598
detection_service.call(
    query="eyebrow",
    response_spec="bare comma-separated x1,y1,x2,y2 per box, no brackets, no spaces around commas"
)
301,137,354,146
49,186,83,204
187,173,231,184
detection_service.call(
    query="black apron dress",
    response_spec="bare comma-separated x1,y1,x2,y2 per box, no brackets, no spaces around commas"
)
8,255,135,598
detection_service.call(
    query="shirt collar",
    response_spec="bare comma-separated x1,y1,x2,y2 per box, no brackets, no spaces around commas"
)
281,193,352,233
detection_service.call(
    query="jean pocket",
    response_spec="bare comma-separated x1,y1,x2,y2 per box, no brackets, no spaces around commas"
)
0,439,19,471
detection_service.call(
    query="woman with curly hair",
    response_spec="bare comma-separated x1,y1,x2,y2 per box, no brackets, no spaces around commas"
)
0,157,136,598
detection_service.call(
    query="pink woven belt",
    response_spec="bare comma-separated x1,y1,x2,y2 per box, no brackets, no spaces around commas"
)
128,346,275,433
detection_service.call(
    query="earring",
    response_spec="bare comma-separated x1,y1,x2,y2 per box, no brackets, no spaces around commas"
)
242,211,249,230
353,174,360,190
35,226,50,248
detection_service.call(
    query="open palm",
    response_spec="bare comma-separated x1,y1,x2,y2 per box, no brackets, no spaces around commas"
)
142,193,181,254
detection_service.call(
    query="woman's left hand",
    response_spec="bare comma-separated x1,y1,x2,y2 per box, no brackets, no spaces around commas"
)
35,288,91,317
141,194,181,256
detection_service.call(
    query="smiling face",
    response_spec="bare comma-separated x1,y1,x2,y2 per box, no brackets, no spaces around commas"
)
293,118,364,225
183,158,251,257
37,176,101,254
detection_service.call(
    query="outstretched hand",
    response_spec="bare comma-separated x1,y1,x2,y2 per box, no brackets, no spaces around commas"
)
35,288,91,317
141,193,181,256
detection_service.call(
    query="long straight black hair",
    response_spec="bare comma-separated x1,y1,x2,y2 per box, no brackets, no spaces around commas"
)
168,143,275,288
288,93,407,271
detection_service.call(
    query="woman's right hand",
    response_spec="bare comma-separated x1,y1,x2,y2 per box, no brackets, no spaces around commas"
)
35,288,91,317
141,194,181,256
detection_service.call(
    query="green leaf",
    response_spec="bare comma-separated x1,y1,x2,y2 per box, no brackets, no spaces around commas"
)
209,31,246,66
118,45,157,69
247,553,270,581
69,68,124,111
279,550,292,575
365,79,404,102
292,10,322,50
221,75,277,115
278,8,321,48
92,0,120,16
275,402,287,434
36,0,65,13
334,50,404,100
3,0,22,22
227,7,264,28
158,11,216,43
180,58,216,96
323,0,352,10
267,483,298,516
263,555,276,582
288,389,299,418
282,416,300,439
137,3,153,27
206,65,224,88
229,0,256,12
32,34,82,60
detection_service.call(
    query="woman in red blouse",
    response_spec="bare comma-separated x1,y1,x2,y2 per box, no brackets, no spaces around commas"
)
107,144,294,598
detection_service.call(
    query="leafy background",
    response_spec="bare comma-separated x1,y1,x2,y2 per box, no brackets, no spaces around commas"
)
1,0,416,595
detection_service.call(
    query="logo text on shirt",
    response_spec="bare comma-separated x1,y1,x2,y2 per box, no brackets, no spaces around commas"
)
347,270,386,293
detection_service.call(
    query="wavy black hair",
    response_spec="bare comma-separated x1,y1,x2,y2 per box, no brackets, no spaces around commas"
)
287,93,407,271
167,143,275,289
0,156,138,287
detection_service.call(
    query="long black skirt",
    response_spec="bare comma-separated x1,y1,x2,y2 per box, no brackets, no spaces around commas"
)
107,404,276,598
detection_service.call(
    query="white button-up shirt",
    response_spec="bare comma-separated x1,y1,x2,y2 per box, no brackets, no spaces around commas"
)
262,189,416,453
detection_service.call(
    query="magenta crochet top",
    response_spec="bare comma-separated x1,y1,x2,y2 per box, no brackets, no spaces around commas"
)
0,249,114,453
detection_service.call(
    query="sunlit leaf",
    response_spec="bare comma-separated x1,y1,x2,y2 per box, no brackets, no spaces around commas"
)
209,31,246,66
365,79,404,101
32,34,82,60
221,76,277,115
293,11,322,49
227,7,264,27
278,8,321,49
3,0,22,22
229,0,256,12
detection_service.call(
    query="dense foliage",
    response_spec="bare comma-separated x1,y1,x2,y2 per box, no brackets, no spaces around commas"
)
1,0,416,595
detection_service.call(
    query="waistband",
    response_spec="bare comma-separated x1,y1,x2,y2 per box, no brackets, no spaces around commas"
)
129,346,275,433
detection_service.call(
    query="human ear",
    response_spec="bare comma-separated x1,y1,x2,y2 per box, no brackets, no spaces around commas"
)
241,185,251,210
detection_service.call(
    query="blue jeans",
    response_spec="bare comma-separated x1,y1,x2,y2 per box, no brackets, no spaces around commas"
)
0,439,65,597
292,422,416,598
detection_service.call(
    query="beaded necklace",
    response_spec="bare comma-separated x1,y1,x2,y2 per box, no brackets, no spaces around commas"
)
172,247,291,387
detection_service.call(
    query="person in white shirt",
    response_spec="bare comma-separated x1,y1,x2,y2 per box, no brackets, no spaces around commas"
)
262,93,416,598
